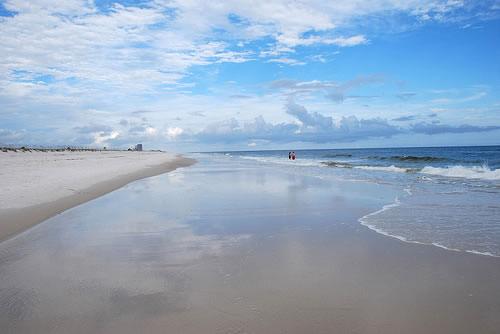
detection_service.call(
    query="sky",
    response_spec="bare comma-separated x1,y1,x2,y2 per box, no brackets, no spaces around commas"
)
0,0,499,151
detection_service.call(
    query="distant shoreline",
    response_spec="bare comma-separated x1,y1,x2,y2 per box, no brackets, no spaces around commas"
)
0,150,196,242
0,146,164,153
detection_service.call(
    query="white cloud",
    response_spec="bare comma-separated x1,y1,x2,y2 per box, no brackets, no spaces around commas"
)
1,0,497,149
268,75,384,102
0,0,487,102
309,54,327,63
411,0,466,21
166,127,184,140
93,130,120,145
430,108,448,112
325,35,368,47
431,91,488,104
0,1,254,102
145,127,158,136
0,0,479,97
268,58,306,66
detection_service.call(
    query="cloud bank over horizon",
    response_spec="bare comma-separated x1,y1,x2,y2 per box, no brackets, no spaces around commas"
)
1,0,499,150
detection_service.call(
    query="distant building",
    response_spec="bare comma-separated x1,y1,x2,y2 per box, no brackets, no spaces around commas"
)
135,144,143,151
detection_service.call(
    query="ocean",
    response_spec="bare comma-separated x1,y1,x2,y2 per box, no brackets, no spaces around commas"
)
203,146,500,257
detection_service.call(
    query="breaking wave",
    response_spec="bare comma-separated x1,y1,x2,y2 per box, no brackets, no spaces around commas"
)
321,161,353,168
368,155,450,162
354,165,413,173
420,165,500,181
322,153,353,158
386,155,449,162
323,161,500,181
322,162,413,173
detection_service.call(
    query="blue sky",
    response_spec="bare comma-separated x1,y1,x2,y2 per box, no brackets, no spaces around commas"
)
0,0,499,151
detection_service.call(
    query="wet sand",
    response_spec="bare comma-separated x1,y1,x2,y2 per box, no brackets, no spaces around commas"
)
0,156,499,333
0,151,195,241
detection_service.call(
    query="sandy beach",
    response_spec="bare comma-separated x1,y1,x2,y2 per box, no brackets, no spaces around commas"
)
2,1,499,333
0,154,499,334
0,150,195,241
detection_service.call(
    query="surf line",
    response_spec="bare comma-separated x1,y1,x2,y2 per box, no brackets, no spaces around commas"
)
357,195,498,258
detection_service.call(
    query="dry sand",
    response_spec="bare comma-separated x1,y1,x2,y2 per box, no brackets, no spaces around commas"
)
0,150,195,241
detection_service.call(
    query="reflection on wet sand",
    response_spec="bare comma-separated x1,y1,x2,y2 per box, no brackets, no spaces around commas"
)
1,158,499,334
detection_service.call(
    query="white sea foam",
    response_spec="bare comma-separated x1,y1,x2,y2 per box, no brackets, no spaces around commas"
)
358,197,401,232
358,198,420,244
465,249,497,257
420,165,500,180
354,165,409,173
431,242,461,252
358,197,499,258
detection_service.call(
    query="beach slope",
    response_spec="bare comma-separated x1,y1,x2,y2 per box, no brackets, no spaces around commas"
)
0,151,195,241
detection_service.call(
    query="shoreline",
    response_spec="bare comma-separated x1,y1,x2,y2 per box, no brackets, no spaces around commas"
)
358,197,499,258
1,155,499,333
0,152,196,242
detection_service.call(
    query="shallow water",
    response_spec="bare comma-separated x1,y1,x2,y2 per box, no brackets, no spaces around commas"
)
220,147,500,256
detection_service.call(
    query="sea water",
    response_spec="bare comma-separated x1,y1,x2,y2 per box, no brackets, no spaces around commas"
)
204,146,500,256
